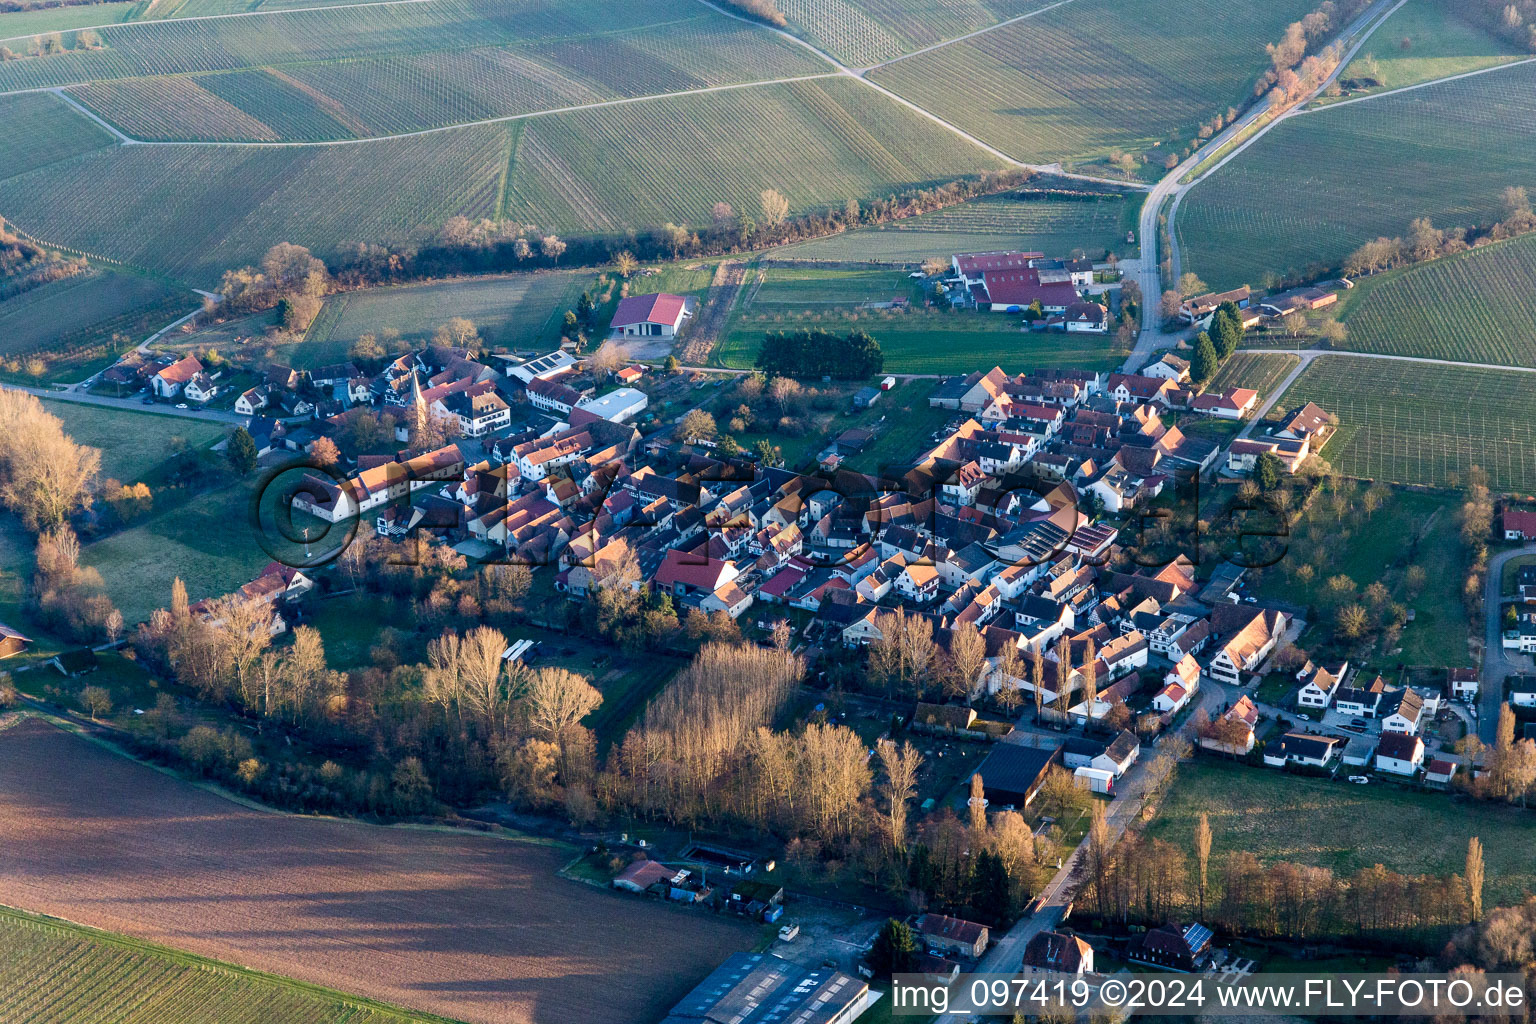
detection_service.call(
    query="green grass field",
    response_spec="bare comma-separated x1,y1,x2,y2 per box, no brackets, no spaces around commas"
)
300,272,598,366
1206,350,1299,398
778,191,1140,263
1252,488,1467,669
0,904,460,1024
0,2,144,38
1272,356,1536,490
1335,232,1536,367
1148,759,1536,907
1179,61,1536,290
42,399,224,483
715,266,1123,372
1333,0,1522,96
869,0,1318,171
83,477,278,624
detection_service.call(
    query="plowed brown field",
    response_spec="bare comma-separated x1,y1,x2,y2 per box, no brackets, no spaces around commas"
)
0,718,753,1024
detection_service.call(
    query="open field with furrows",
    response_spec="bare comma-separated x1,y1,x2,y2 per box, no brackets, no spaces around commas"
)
1334,233,1536,367
0,2,144,39
714,265,1124,372
1147,759,1536,907
1,80,1002,284
0,91,115,183
1272,356,1536,491
499,76,1005,235
869,0,1317,170
773,0,1057,67
778,191,1139,262
1178,62,1536,291
0,124,509,286
1205,351,1299,398
1330,0,1522,97
0,717,754,1024
0,272,193,382
0,0,819,96
63,5,828,142
0,904,459,1024
299,273,596,367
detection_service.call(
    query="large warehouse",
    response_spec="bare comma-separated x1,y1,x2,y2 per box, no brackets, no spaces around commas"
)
660,952,878,1024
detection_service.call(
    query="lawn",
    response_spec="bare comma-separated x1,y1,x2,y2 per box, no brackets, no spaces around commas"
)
715,266,1123,373
842,381,957,474
1335,232,1536,367
1333,0,1522,96
82,477,279,625
0,904,460,1024
1147,759,1536,907
300,272,601,367
778,190,1141,264
869,0,1319,173
42,399,224,483
1206,351,1300,398
1501,553,1536,596
1251,487,1468,670
1178,60,1536,291
1271,355,1536,491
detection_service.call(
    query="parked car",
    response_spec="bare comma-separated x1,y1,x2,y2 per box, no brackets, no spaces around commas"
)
175,403,188,409
1348,776,1370,785
141,397,155,405
1297,713,1311,721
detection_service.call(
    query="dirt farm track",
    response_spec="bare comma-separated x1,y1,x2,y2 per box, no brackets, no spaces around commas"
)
0,718,754,1024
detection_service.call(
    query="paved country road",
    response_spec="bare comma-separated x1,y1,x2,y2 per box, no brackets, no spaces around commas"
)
1,383,249,424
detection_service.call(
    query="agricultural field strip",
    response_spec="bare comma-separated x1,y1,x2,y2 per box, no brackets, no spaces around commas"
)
1293,53,1536,116
31,72,846,148
48,88,133,143
0,0,441,45
854,0,1079,71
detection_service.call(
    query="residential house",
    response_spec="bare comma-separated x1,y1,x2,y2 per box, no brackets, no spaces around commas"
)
1227,436,1310,475
1335,675,1387,718
1503,508,1536,542
1190,387,1258,419
151,354,203,398
1425,758,1459,787
612,859,677,894
1297,660,1348,709
1275,402,1334,445
1143,354,1190,382
1092,731,1140,778
1374,732,1425,776
526,375,584,415
183,371,219,404
1061,300,1108,333
1205,606,1287,686
234,386,270,416
1262,731,1341,769
1450,668,1479,701
1022,932,1094,975
1381,688,1424,735
916,913,989,958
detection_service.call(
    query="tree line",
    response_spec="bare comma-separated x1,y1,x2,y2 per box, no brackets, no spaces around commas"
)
1344,188,1536,278
754,328,884,380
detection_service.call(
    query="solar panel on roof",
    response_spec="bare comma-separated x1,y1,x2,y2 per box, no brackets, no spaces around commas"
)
1183,923,1213,950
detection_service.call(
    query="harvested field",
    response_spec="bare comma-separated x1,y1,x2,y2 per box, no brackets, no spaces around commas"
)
0,717,755,1024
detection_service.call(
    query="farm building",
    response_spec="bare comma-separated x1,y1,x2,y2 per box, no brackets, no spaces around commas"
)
1073,766,1115,795
852,385,881,409
0,623,31,659
612,293,689,338
972,741,1062,810
612,859,677,894
1180,285,1250,322
1128,923,1213,972
916,913,989,958
659,952,875,1024
502,350,577,384
575,388,649,423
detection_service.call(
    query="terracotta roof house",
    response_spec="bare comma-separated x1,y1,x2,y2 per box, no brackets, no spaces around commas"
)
1276,402,1333,443
611,293,688,337
612,859,677,894
1190,387,1258,419
916,913,989,958
151,354,204,398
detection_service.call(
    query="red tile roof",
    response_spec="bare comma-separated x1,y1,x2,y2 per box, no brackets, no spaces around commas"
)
978,268,1078,308
612,292,686,328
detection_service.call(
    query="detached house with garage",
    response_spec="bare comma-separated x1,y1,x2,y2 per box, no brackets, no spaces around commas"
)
1297,660,1348,710
1375,732,1425,776
150,354,203,398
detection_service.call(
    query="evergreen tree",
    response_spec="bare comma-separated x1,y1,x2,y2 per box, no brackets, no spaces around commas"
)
868,918,919,976
1254,451,1283,492
226,427,259,475
1190,332,1219,386
576,291,595,328
969,849,1014,925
